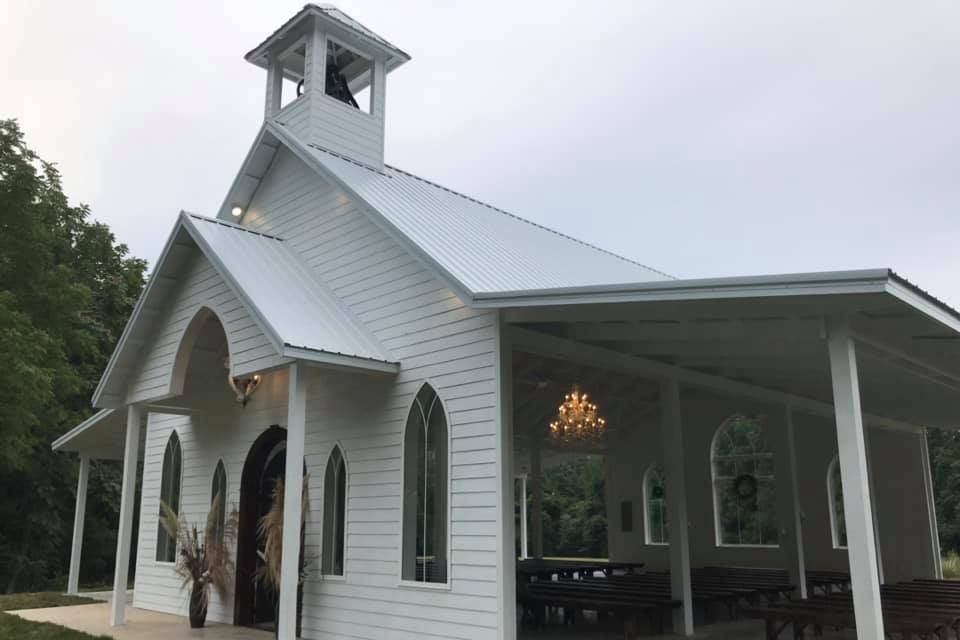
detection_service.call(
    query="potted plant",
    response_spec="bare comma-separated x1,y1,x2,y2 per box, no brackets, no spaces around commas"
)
255,475,311,639
159,492,238,628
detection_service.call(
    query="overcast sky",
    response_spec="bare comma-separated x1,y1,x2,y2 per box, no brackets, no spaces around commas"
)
3,1,959,304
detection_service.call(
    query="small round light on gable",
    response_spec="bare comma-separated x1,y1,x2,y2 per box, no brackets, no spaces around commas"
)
231,205,243,217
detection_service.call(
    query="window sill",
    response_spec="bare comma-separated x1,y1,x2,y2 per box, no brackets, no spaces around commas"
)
645,542,669,547
714,543,781,549
154,560,176,567
320,573,346,582
398,579,451,592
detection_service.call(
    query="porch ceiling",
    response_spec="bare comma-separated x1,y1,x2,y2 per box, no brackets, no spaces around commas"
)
505,288,960,431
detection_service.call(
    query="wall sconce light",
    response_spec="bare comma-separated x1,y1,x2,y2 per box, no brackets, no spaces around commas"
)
228,374,262,407
231,205,243,217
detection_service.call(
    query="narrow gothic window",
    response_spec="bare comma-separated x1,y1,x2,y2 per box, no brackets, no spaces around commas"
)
321,445,347,576
643,465,668,545
156,431,182,562
828,456,848,549
401,384,448,583
711,415,779,546
210,460,227,543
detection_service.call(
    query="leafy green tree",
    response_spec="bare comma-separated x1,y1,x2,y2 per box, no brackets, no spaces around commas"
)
540,455,608,558
0,119,146,592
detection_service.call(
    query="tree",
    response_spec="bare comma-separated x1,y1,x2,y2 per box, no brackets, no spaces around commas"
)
540,455,608,558
0,119,146,592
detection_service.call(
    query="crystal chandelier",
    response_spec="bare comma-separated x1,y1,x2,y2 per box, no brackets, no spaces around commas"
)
549,385,607,443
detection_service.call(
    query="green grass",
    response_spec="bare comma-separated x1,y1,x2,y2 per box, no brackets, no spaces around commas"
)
0,613,111,639
0,592,98,612
943,552,960,579
0,592,108,640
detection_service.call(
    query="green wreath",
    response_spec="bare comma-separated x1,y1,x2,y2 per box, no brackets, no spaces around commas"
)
733,473,758,501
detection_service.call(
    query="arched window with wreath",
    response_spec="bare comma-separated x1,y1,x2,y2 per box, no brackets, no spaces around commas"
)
827,456,847,549
643,465,668,545
711,415,779,546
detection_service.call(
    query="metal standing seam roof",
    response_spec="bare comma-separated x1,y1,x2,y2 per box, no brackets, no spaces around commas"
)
268,125,673,297
245,4,410,71
182,213,395,367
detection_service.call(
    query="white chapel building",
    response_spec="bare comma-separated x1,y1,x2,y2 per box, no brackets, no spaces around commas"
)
53,5,960,639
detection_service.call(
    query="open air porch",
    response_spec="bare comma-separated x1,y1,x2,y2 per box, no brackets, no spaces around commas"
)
498,272,960,639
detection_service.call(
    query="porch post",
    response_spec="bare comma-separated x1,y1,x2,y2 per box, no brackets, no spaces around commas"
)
529,443,544,559
520,474,529,559
277,362,307,640
920,428,943,578
863,426,885,584
110,404,141,626
67,454,90,596
826,318,884,638
783,406,807,599
497,328,517,640
660,377,693,636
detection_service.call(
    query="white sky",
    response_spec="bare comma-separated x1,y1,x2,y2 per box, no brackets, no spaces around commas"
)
2,1,959,304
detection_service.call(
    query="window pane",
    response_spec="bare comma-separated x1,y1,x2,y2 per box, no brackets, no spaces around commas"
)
712,417,778,546
644,467,669,545
211,460,227,543
156,432,182,562
401,385,448,583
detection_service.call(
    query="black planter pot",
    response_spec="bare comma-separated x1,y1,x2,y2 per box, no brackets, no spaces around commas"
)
189,584,208,628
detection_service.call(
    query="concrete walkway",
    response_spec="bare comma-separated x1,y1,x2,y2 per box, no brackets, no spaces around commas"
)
10,602,271,640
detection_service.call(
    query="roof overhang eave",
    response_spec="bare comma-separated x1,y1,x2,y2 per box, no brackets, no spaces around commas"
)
471,269,896,308
243,5,411,71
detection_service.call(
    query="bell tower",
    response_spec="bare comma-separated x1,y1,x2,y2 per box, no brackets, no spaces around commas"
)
245,5,410,170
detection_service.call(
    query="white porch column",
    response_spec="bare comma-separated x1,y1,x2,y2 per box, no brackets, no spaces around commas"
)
520,475,529,559
529,443,544,559
660,378,693,636
862,425,884,584
67,454,91,596
278,362,307,640
265,57,283,118
110,405,141,626
826,318,884,638
497,331,517,640
920,428,943,579
783,406,807,599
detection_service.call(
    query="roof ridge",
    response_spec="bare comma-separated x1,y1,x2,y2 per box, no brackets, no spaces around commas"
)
382,163,676,280
183,211,286,242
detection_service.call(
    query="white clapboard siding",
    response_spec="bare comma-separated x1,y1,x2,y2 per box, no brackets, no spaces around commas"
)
133,368,293,621
125,249,285,405
307,91,385,168
242,147,501,640
276,95,311,141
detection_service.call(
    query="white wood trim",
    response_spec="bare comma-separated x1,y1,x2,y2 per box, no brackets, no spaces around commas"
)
920,429,943,578
827,317,884,639
277,362,307,640
660,378,693,636
67,454,90,595
111,405,142,626
496,318,516,640
863,425,884,584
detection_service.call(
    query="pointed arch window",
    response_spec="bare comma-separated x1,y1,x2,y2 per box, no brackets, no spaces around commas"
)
827,456,847,549
322,445,347,576
643,465,669,545
156,431,182,562
210,460,227,543
711,415,779,547
401,384,448,584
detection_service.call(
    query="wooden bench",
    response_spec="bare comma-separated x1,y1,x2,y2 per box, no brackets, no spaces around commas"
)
519,580,678,639
741,579,960,639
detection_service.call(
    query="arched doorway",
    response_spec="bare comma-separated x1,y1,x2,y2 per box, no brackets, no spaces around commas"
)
234,425,289,630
